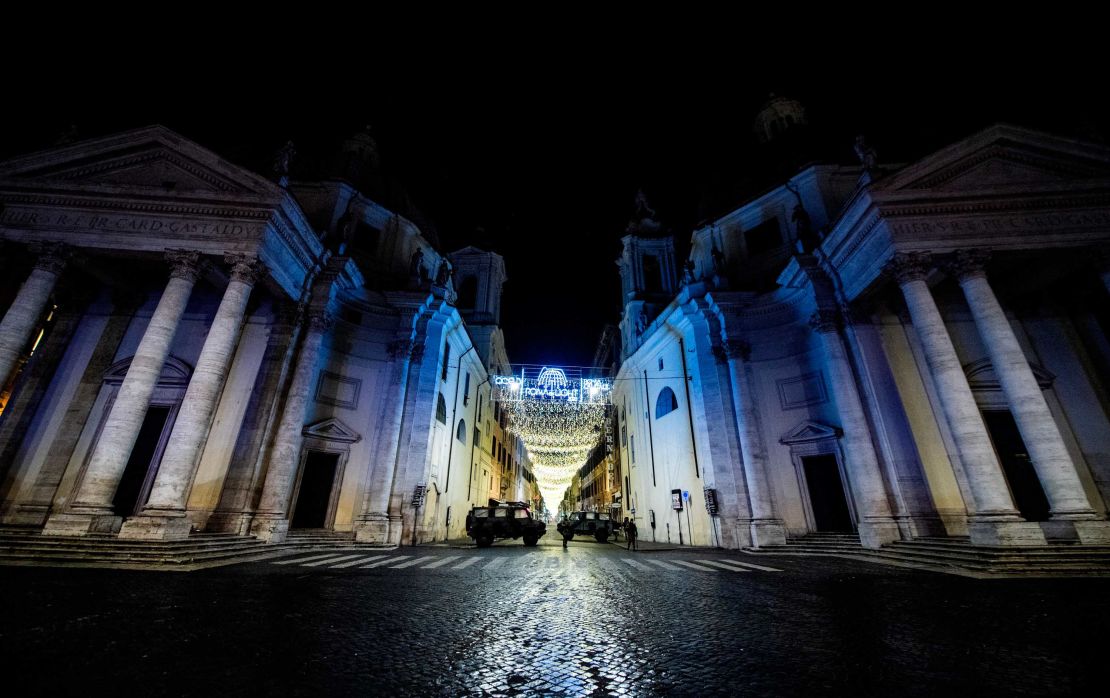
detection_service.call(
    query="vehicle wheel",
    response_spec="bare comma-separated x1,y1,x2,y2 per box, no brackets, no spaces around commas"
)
595,530,609,543
476,535,494,548
523,535,538,547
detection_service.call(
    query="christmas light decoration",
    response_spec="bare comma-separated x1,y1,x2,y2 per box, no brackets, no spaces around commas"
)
492,366,612,510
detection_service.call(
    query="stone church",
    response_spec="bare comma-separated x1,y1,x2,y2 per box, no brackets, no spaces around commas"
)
614,120,1110,550
0,125,522,545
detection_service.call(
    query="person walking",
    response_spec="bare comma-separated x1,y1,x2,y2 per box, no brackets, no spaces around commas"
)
625,518,638,551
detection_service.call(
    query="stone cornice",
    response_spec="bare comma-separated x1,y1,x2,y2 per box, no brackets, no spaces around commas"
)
875,191,1110,218
0,190,276,220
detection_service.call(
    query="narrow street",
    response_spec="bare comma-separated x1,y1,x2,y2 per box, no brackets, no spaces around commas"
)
2,538,1105,696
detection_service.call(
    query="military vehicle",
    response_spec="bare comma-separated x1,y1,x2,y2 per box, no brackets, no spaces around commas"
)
556,511,617,543
465,500,547,547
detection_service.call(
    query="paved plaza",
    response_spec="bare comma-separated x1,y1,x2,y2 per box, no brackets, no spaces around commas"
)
1,539,1106,696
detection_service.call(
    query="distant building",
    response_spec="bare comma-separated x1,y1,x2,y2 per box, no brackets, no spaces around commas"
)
614,124,1110,549
0,126,524,544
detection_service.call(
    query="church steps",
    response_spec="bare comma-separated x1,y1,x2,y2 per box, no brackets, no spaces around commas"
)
746,534,1110,576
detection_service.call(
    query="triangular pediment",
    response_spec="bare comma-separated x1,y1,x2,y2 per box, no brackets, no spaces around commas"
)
0,125,281,197
876,124,1110,193
302,417,362,443
780,420,841,445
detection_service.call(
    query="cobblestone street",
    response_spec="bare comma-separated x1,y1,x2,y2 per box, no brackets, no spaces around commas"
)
2,538,1106,696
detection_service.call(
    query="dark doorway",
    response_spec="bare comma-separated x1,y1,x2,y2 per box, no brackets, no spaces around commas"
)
983,410,1051,521
802,454,854,532
291,451,340,529
112,405,171,516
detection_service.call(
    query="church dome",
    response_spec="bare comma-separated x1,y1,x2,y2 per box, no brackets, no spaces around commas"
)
753,94,808,143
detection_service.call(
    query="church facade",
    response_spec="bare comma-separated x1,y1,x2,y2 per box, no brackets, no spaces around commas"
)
614,124,1110,549
0,126,518,545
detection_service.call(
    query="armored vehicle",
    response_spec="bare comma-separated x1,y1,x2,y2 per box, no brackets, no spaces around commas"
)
465,500,546,548
556,511,617,543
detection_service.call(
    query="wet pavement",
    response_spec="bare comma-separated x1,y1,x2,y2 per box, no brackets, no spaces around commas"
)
1,536,1106,696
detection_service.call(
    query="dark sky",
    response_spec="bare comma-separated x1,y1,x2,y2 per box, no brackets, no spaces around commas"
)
3,52,1105,367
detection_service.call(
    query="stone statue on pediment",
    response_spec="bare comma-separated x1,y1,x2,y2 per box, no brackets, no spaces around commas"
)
635,308,648,335
333,199,356,255
711,246,725,274
682,259,696,285
272,140,296,187
854,135,878,172
435,259,451,286
410,248,425,281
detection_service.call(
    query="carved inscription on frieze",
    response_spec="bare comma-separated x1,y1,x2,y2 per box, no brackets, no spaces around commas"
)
891,211,1110,237
0,208,263,237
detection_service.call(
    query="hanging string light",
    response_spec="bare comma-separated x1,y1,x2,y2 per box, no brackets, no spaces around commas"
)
492,367,612,511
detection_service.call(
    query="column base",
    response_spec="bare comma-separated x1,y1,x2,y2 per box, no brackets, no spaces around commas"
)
749,519,787,548
2,503,50,528
1072,520,1110,545
858,519,901,549
249,513,290,543
42,511,123,536
968,519,1047,546
205,511,254,536
354,513,401,545
118,512,193,540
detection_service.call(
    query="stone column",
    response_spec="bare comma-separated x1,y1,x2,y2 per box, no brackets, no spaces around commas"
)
354,338,417,544
206,303,302,535
249,309,331,542
810,310,900,548
43,250,201,536
887,252,1044,546
720,339,786,547
953,250,1110,544
0,243,69,390
4,295,137,527
0,293,88,507
119,256,265,540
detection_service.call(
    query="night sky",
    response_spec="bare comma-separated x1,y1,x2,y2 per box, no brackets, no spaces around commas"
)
3,54,1105,367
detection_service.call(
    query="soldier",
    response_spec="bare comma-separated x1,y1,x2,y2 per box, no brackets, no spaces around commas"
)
625,518,638,551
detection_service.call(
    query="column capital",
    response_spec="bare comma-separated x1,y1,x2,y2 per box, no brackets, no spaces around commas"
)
947,248,991,282
387,339,415,360
721,339,752,361
166,249,202,283
884,251,933,284
30,241,71,274
307,308,334,332
809,309,840,333
225,254,265,286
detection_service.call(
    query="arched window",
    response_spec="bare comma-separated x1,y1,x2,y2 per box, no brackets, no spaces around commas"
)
436,393,447,424
457,276,478,309
456,419,467,443
655,387,679,418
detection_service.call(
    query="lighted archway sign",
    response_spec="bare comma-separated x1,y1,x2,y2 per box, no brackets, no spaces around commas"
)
492,366,613,510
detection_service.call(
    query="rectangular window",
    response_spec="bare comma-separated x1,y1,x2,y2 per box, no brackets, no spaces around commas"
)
658,357,664,371
463,372,471,405
442,341,450,381
630,435,636,463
